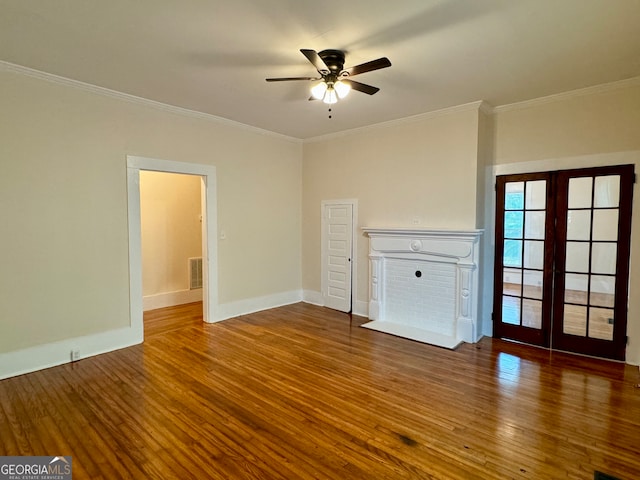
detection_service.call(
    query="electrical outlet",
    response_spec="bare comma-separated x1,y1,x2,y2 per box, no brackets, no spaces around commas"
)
71,349,80,362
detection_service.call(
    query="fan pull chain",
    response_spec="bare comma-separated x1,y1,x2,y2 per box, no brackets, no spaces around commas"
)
328,107,332,119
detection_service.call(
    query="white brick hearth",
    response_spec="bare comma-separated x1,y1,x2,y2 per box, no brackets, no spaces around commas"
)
362,227,483,349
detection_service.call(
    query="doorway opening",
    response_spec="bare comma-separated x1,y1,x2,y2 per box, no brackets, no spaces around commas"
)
139,171,203,322
127,156,218,341
493,164,634,360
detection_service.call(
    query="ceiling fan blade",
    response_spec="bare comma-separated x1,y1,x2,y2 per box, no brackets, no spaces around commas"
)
300,49,330,74
265,77,318,82
343,57,391,77
342,79,380,95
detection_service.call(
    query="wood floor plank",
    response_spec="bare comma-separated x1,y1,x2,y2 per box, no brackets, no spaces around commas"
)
1,301,639,479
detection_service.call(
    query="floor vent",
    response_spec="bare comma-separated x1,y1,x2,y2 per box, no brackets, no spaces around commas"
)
189,257,203,290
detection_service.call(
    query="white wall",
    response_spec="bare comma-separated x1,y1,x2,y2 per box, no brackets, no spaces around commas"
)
0,67,302,377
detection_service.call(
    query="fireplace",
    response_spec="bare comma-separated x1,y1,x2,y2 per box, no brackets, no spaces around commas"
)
362,228,483,349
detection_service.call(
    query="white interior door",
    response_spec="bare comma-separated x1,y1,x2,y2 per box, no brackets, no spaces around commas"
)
322,202,354,312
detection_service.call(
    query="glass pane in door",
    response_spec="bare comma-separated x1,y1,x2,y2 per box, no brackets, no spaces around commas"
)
502,296,520,325
505,211,524,238
565,273,588,304
590,275,615,308
504,240,522,267
523,241,544,269
566,210,591,240
522,270,543,299
563,305,587,336
592,210,618,241
525,180,547,209
565,242,590,272
522,299,542,328
589,307,614,340
594,175,620,208
503,269,522,296
591,243,617,274
568,177,593,208
524,211,545,239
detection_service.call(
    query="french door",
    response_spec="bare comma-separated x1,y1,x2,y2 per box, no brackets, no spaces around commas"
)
493,165,634,360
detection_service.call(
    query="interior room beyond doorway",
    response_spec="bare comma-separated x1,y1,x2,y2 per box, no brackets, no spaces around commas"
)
139,171,204,314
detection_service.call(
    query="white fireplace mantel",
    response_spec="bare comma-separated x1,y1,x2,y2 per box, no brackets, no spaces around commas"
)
362,227,483,349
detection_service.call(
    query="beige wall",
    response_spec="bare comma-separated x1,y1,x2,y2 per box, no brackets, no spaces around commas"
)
302,106,482,308
491,82,640,364
0,69,302,354
493,83,640,164
140,171,202,297
2,63,639,367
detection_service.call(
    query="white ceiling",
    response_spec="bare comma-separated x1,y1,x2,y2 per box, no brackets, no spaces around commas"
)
1,0,639,140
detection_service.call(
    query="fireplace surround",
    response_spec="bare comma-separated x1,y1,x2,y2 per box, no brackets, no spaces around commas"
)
362,227,483,349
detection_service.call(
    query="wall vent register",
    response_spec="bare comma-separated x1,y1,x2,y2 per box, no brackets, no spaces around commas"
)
189,257,203,290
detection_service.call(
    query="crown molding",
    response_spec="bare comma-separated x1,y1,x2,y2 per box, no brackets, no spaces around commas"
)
493,76,640,114
0,60,302,144
304,100,488,144
477,100,494,115
6,59,637,142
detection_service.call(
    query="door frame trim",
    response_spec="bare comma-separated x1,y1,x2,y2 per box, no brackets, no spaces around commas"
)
126,155,219,338
321,199,358,313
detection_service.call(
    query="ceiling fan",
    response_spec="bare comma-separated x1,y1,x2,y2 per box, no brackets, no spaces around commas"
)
266,49,391,104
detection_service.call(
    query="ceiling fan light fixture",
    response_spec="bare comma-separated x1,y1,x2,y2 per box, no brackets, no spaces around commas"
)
267,48,391,106
334,80,351,99
323,86,338,104
311,81,328,100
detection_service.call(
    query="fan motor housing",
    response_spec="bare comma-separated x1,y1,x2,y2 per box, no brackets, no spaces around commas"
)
318,49,345,73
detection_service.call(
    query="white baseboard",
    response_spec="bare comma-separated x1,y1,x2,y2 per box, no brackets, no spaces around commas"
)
0,324,142,381
143,288,203,311
301,290,369,318
0,290,302,379
214,290,303,322
302,290,324,306
482,318,494,338
353,300,369,318
4,292,635,379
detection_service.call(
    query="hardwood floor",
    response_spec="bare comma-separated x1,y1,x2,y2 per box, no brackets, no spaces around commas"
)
1,302,639,479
